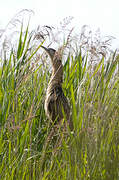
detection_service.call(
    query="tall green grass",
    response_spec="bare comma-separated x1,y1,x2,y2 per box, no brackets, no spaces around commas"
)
0,25,119,180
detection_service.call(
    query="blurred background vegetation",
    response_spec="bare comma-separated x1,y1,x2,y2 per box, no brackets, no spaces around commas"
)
0,10,119,179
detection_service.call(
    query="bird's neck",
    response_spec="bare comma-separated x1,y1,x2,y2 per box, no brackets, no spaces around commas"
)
47,66,63,94
52,66,63,80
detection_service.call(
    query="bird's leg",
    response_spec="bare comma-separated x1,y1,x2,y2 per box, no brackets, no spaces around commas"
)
40,126,55,168
52,118,68,155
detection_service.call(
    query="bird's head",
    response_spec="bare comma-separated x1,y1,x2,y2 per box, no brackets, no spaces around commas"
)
41,45,63,73
41,46,56,60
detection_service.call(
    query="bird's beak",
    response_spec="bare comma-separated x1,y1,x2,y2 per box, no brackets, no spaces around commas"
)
41,45,52,57
41,45,48,52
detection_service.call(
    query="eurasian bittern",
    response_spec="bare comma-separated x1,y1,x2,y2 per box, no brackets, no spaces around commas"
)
41,46,72,129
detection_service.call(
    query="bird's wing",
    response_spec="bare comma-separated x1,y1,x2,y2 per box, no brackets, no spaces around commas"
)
47,86,70,122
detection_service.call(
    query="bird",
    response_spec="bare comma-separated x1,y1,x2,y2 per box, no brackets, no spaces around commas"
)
41,45,73,130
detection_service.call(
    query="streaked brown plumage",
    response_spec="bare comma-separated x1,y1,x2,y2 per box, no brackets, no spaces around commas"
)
41,46,72,129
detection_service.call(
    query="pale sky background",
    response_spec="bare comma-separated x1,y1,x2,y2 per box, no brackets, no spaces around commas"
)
0,0,119,48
